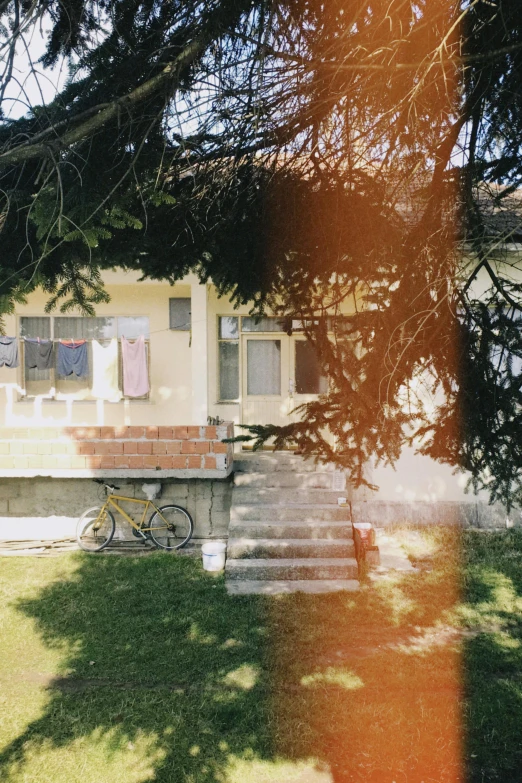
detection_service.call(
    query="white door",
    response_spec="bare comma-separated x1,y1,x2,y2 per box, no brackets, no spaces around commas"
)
241,334,292,431
241,334,329,445
290,336,329,415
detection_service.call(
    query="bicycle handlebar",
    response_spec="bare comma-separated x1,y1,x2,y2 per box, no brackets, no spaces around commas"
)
93,478,120,492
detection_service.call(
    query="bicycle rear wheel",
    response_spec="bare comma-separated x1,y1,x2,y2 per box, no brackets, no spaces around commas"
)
76,506,116,552
148,505,193,550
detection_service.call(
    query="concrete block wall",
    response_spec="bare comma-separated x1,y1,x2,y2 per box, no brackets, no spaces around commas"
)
0,477,233,540
0,423,234,477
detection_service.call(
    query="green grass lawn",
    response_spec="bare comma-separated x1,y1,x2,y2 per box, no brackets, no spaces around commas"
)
1,530,522,782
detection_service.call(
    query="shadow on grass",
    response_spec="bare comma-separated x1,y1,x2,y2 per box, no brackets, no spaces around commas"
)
3,530,522,782
0,554,272,782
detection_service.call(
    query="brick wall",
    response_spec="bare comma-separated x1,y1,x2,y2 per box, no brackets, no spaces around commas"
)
0,423,234,477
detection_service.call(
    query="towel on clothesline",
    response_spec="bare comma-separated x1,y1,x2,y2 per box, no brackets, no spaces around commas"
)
91,339,121,400
121,335,149,397
24,338,54,370
0,337,19,368
56,340,89,378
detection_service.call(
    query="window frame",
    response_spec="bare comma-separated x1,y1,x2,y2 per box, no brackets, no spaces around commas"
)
217,316,240,402
19,315,151,402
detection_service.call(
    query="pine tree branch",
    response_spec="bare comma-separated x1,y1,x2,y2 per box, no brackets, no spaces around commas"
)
0,34,208,168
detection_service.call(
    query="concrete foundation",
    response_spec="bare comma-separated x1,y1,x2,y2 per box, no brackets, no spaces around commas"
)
0,476,233,541
352,499,521,529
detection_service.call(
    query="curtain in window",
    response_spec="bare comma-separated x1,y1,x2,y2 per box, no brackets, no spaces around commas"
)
247,340,281,395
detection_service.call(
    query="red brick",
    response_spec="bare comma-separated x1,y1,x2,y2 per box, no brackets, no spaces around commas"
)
156,456,173,469
128,456,144,468
204,455,216,470
211,441,228,453
146,426,159,439
152,441,167,455
108,442,124,455
203,426,217,440
94,442,111,455
128,427,145,439
158,426,173,440
123,441,139,454
72,427,89,440
137,442,152,455
166,441,182,454
194,441,209,454
100,457,115,469
114,456,131,468
87,456,102,469
187,455,202,469
181,441,197,454
86,427,101,439
79,442,95,455
143,455,160,469
187,426,201,439
173,426,188,440
100,427,115,439
171,456,188,469
114,426,129,438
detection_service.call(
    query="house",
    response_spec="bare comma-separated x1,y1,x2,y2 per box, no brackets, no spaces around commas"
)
0,267,510,544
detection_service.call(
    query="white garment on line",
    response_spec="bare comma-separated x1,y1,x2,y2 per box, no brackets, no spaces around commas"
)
91,339,121,401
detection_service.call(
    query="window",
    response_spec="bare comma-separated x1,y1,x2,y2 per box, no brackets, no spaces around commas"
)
20,316,150,400
169,298,191,331
241,316,285,332
218,316,239,400
247,339,281,395
295,340,328,394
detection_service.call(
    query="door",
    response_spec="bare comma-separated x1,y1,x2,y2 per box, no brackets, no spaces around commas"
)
290,336,329,416
241,334,291,430
240,333,329,441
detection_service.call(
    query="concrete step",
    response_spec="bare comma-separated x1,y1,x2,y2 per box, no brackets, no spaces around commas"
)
230,504,350,522
231,487,349,504
234,454,335,473
227,537,355,559
228,521,353,539
234,471,339,488
225,557,359,581
226,579,360,595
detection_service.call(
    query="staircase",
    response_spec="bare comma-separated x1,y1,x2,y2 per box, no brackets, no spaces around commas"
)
225,452,359,594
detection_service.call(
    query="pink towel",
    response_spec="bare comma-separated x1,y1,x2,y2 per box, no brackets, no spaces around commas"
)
121,336,149,397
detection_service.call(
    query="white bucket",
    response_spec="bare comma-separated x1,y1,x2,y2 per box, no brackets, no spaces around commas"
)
201,541,227,572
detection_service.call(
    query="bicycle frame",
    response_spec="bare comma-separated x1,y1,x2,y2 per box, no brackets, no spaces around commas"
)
98,495,165,533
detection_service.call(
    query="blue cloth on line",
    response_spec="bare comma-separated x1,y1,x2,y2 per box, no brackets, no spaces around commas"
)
0,337,19,368
56,341,89,378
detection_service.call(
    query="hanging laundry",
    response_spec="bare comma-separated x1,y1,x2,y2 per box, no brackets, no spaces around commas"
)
24,338,54,370
0,337,19,368
121,335,149,397
56,340,89,378
91,339,121,400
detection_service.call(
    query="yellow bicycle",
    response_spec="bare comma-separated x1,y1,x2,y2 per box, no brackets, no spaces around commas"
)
76,481,193,552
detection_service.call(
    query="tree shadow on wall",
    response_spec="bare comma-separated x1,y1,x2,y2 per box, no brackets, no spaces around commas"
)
0,554,272,783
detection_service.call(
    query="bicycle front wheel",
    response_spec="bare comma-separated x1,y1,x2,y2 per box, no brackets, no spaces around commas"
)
148,505,193,550
76,506,116,552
